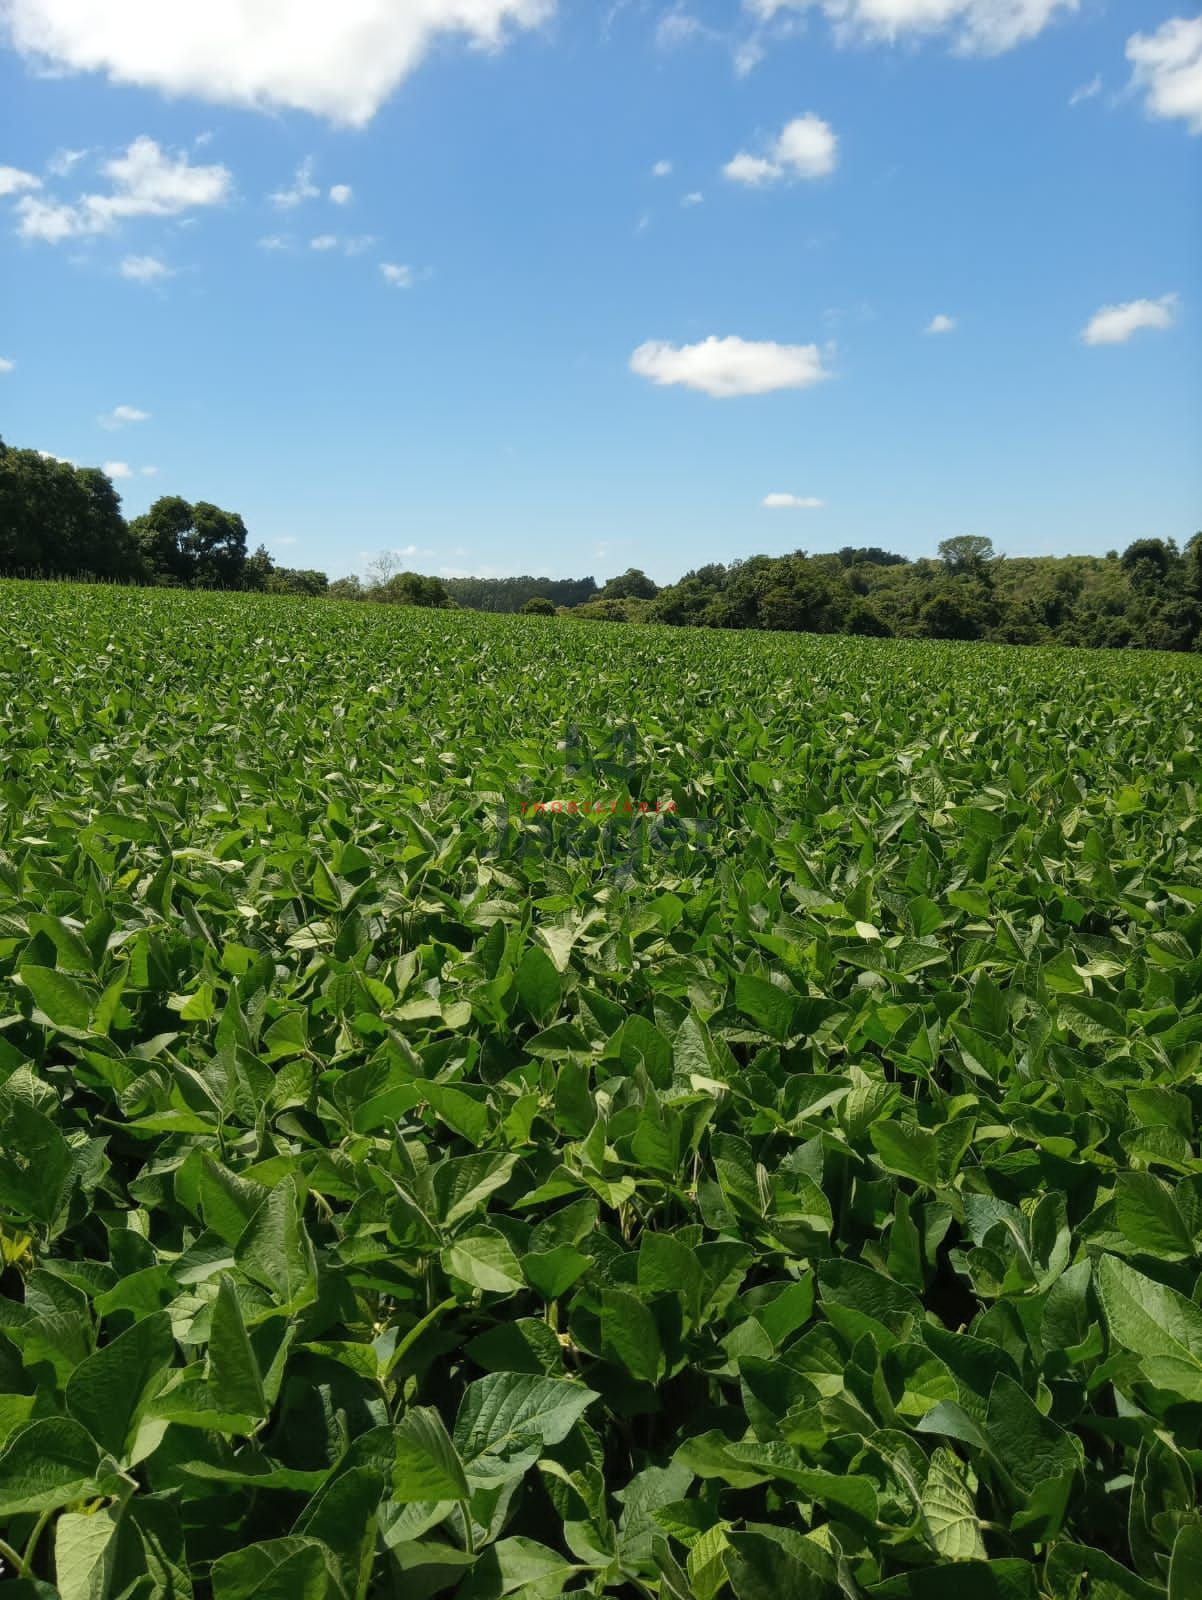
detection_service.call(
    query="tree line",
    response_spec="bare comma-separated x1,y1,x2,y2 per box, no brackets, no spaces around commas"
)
610,535,1202,653
2,436,1199,650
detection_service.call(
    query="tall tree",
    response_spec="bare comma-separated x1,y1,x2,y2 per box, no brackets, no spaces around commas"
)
938,535,995,575
128,497,249,587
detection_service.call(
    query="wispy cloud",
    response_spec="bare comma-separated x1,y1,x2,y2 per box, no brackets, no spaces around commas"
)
99,404,150,430
1069,75,1102,107
310,234,376,256
656,7,715,48
269,157,319,209
763,492,824,508
0,164,41,196
120,253,173,283
742,0,1076,56
14,137,231,243
925,313,957,334
47,147,88,177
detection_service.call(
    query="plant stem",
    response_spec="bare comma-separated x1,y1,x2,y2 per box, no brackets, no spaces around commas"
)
22,1507,53,1575
0,1534,29,1578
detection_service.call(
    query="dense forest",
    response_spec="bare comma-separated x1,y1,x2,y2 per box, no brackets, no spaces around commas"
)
2,435,1200,650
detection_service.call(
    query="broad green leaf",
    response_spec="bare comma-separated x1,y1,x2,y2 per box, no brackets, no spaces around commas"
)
442,1229,525,1295
65,1309,175,1462
601,1288,664,1383
1170,1524,1202,1600
453,1374,597,1481
235,1180,318,1314
456,1537,574,1598
734,974,797,1041
393,1406,470,1503
0,1418,106,1516
54,1506,122,1600
210,1536,339,1600
1114,1173,1194,1260
516,946,562,1026
19,964,93,1030
724,1527,830,1600
984,1375,1081,1496
208,1276,266,1418
921,1447,986,1561
1095,1255,1202,1389
522,1245,591,1301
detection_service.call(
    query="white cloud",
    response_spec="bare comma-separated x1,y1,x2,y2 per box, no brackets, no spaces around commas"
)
1069,74,1101,106
120,253,172,282
38,449,74,464
258,234,291,251
270,157,318,209
741,0,1076,55
776,114,839,176
652,159,672,177
13,196,80,241
103,460,132,478
329,182,353,204
0,164,41,196
925,312,956,333
14,137,231,241
0,356,14,373
275,535,298,546
656,8,711,47
4,0,556,125
724,112,838,186
1127,17,1202,135
763,492,824,508
630,334,832,397
99,403,150,429
310,233,339,250
92,136,230,220
381,261,413,287
734,36,765,76
1081,293,1179,346
47,146,88,175
140,465,158,475
723,152,781,186
682,190,704,205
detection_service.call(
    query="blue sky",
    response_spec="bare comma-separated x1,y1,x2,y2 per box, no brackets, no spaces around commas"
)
1,1,1199,585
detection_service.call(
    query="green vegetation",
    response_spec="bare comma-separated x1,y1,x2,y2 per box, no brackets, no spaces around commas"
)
4,437,1201,650
2,580,1201,1596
